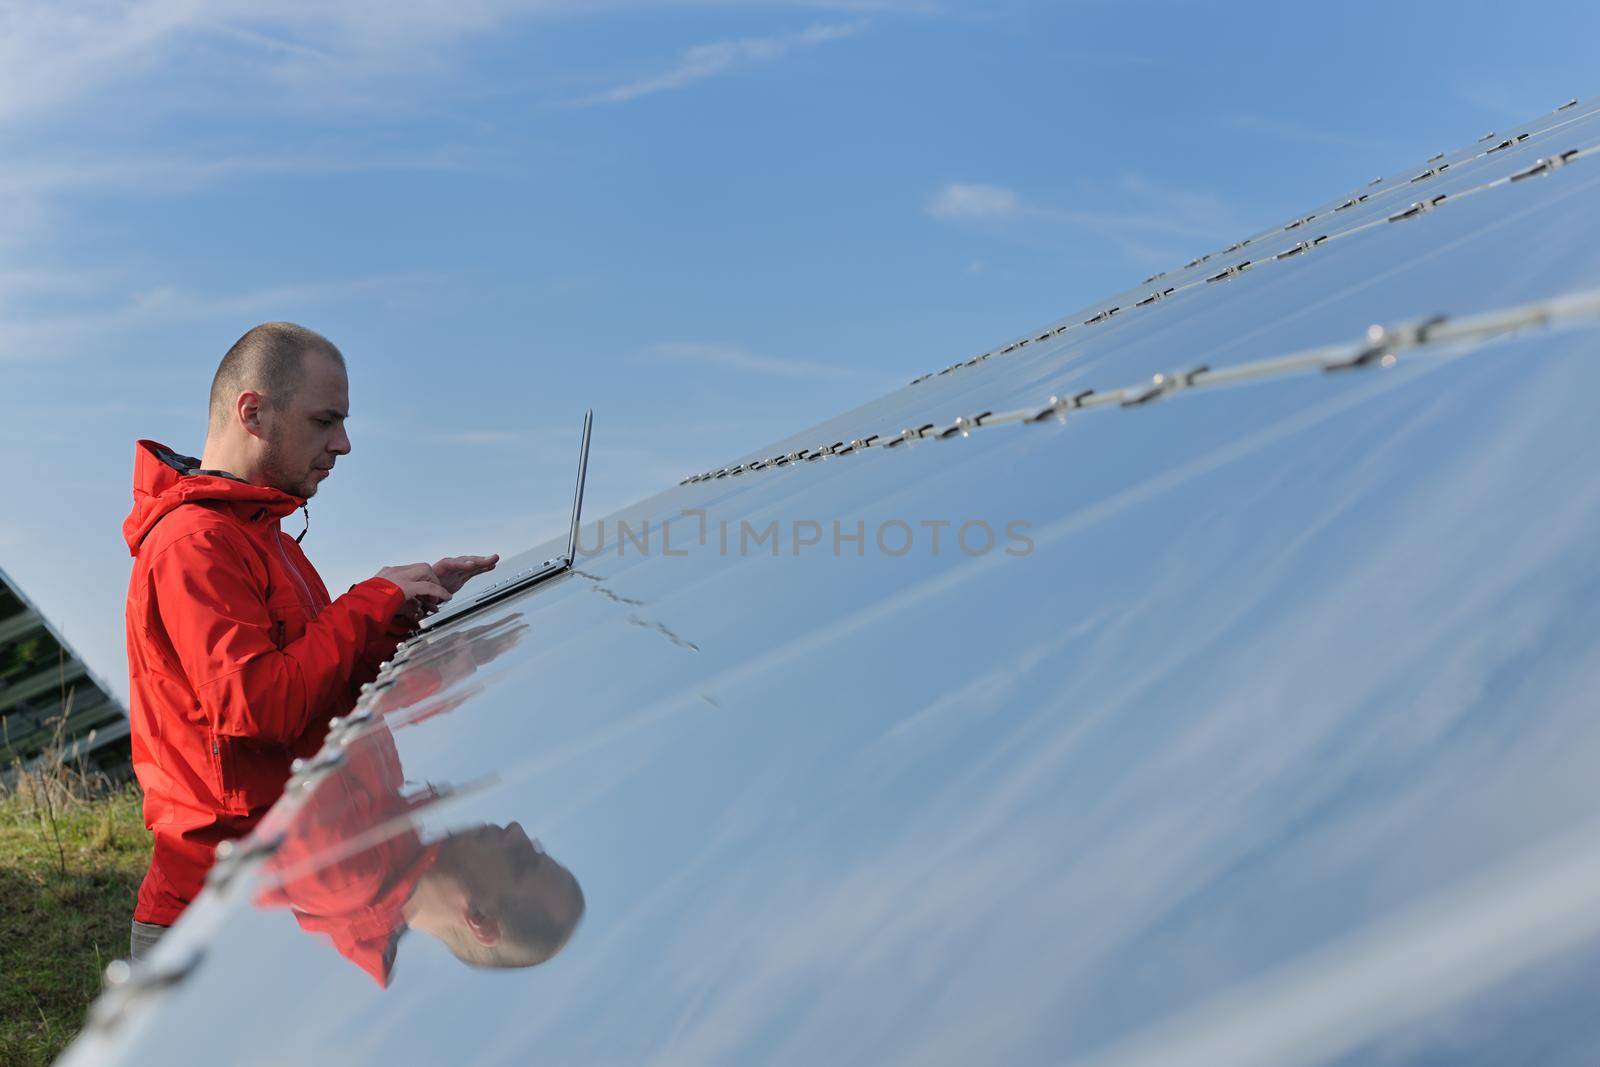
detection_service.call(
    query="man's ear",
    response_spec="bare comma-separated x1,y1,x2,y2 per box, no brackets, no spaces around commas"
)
464,904,500,947
236,390,268,439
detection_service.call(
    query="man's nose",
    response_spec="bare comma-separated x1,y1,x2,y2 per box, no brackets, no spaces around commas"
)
331,424,352,456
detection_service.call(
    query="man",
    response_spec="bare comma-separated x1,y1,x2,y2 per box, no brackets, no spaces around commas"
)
122,321,499,961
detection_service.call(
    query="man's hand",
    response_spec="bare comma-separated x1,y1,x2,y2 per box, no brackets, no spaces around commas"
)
432,554,500,595
376,563,453,622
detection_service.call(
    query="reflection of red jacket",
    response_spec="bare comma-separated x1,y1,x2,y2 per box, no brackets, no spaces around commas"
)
255,726,439,986
123,440,408,924
371,618,525,724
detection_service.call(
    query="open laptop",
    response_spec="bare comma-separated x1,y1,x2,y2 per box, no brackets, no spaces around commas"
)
421,408,592,629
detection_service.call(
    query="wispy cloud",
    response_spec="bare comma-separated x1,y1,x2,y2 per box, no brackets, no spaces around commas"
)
570,21,868,106
0,0,199,126
0,0,556,127
0,147,475,200
0,274,433,361
646,341,857,378
403,422,584,448
94,275,427,321
926,181,1022,221
925,175,1240,266
0,4,905,129
1452,79,1567,123
0,4,897,257
0,268,107,302
422,429,531,447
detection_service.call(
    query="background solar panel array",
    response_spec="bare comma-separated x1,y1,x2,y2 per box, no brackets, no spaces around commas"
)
0,564,128,779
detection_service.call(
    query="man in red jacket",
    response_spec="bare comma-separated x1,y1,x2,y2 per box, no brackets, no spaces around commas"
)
123,321,499,960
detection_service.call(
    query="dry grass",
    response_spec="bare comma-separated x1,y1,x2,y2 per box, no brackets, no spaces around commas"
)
1,714,148,1066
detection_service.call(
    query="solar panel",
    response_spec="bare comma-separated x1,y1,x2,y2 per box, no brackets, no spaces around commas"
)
0,564,128,777
63,97,1600,1067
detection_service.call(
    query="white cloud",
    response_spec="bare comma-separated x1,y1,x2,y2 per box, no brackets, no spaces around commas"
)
1452,79,1563,123
0,3,902,129
0,274,430,361
0,2,525,259
0,267,106,301
647,340,856,378
925,174,1242,269
0,4,900,259
570,20,867,106
0,1,550,127
0,0,201,126
927,176,1235,240
0,149,474,209
421,429,530,447
925,181,1021,221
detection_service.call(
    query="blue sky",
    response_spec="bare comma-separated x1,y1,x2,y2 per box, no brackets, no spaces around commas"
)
2,0,1596,695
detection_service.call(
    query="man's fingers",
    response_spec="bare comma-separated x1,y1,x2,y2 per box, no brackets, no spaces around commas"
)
396,582,452,621
412,581,452,604
429,554,499,594
384,559,493,605
436,554,499,573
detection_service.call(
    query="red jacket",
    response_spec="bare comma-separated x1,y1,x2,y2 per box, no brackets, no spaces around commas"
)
123,440,409,925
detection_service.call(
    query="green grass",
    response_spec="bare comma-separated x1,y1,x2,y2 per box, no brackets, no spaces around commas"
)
0,780,149,1066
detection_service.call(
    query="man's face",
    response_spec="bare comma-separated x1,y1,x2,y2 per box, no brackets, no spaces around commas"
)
260,350,351,499
458,822,554,895
458,821,581,930
436,821,584,966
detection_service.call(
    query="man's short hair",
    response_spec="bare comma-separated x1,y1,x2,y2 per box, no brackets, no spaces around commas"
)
209,322,344,423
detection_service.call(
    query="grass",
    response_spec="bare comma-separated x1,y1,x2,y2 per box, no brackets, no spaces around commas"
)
0,740,149,1067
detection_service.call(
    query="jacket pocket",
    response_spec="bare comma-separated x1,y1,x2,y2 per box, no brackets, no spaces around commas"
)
266,590,309,649
212,732,293,816
209,728,244,813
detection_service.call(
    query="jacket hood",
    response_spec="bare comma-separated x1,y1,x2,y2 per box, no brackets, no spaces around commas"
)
123,439,305,555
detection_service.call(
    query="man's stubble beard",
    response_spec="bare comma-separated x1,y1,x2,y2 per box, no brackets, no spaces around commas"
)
260,435,319,500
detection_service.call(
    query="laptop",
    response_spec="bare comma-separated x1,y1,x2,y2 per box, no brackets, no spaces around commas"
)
421,408,592,629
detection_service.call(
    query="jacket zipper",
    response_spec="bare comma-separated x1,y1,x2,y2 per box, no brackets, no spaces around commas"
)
272,525,318,615
212,734,229,802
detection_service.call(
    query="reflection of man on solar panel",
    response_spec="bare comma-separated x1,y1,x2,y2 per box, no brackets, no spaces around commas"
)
254,724,584,986
370,614,529,725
